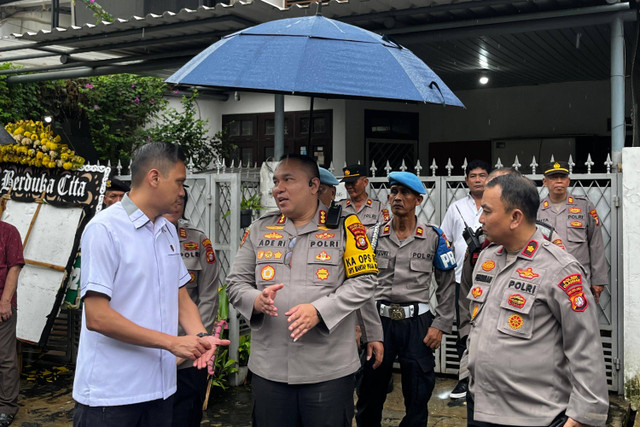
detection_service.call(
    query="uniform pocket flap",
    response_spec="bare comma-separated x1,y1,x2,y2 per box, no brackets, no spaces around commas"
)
467,284,490,303
410,257,433,273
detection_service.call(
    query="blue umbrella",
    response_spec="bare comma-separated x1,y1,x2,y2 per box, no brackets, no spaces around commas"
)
167,14,463,106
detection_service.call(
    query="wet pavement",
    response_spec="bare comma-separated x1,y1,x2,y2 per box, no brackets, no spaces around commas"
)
11,362,631,427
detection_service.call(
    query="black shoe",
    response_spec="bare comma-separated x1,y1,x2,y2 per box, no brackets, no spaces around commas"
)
0,413,15,427
449,379,468,399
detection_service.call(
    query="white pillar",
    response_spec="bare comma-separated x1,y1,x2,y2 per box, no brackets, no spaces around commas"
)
611,15,625,166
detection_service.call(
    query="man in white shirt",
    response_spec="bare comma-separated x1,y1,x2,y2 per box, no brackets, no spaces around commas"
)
439,159,490,400
73,142,229,427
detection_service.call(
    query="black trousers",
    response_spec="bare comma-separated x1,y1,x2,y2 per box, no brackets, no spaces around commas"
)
252,373,355,427
171,367,209,427
466,393,567,427
73,396,174,427
455,282,468,362
356,312,436,427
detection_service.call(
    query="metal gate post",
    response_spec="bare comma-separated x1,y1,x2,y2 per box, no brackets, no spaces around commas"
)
226,173,242,369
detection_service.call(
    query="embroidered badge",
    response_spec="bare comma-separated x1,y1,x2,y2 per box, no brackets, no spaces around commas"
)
521,240,538,258
206,247,216,264
317,226,331,231
543,200,549,208
472,305,479,319
570,221,583,227
183,241,198,251
240,229,250,248
266,225,284,230
441,231,451,248
568,197,574,204
516,267,539,279
347,222,369,250
189,272,196,283
366,199,372,206
316,268,329,280
264,232,283,239
179,227,187,239
558,273,582,292
264,250,274,259
552,238,565,249
569,207,582,213
416,227,424,236
319,210,327,224
315,232,335,240
481,260,495,271
590,209,600,226
274,251,283,259
472,287,483,298
508,314,523,330
567,285,588,312
316,251,331,262
202,238,212,248
261,265,275,281
276,214,286,224
508,294,527,309
257,250,265,260
383,224,391,234
382,209,390,222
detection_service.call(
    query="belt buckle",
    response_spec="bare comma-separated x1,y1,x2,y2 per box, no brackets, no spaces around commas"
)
389,304,405,320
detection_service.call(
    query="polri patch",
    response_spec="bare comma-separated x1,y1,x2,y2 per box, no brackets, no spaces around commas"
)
261,265,275,281
508,314,523,330
202,238,212,248
558,273,582,292
347,222,369,250
481,260,495,271
567,285,588,312
516,267,538,279
508,294,526,309
316,268,329,280
552,238,565,249
206,247,216,264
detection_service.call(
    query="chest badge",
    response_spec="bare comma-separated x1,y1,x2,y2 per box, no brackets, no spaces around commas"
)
261,265,275,281
264,250,274,259
316,268,329,280
316,251,331,262
508,314,523,330
257,250,265,260
472,305,479,319
264,232,283,239
516,268,539,279
481,260,495,271
183,241,198,251
508,294,526,309
569,207,581,213
472,287,483,298
315,232,335,239
570,221,583,227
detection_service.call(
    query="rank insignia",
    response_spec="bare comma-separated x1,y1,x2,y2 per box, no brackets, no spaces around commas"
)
264,251,274,259
274,251,283,259
472,305,479,319
558,273,582,291
569,207,582,213
318,226,331,231
347,222,369,250
382,209,390,222
276,214,286,224
568,197,574,204
319,210,327,224
516,267,538,279
315,232,335,240
383,224,390,234
366,199,372,206
345,200,351,206
552,238,565,249
316,268,329,280
481,260,495,271
266,225,284,230
206,248,216,264
240,229,250,247
543,200,549,208
590,209,600,226
416,227,423,236
202,238,212,248
472,287,483,298
567,285,588,312
508,294,526,309
189,272,196,283
184,241,198,251
261,265,275,281
179,227,187,239
264,232,283,239
521,240,538,258
508,314,523,330
257,250,265,259
316,251,332,261
570,221,583,227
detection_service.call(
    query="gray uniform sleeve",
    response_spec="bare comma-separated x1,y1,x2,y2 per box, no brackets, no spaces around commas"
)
357,299,383,343
226,228,264,327
431,266,457,334
547,263,609,425
196,232,220,333
585,201,608,286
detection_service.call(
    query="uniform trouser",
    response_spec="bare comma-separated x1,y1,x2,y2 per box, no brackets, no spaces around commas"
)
466,393,567,427
171,367,209,427
0,308,18,417
73,396,174,427
355,312,436,427
252,373,355,427
454,282,468,362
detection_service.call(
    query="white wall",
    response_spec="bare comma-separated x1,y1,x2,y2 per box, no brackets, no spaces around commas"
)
623,147,640,399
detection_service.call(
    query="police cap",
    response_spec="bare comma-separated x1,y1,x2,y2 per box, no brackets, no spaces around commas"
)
543,161,570,177
341,164,368,183
388,171,427,195
106,177,130,193
319,167,339,186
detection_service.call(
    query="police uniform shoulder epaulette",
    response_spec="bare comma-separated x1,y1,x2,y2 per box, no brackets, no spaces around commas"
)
540,240,575,266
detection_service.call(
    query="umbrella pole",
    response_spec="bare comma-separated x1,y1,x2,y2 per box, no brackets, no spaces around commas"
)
274,94,284,160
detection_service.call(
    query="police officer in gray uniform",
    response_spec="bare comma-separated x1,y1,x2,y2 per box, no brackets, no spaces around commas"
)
467,174,608,426
337,164,390,228
356,171,457,427
537,161,607,303
226,154,379,427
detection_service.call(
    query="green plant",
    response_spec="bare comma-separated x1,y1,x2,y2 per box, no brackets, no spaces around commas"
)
78,0,114,24
241,192,263,210
209,348,238,391
238,334,251,366
217,284,229,321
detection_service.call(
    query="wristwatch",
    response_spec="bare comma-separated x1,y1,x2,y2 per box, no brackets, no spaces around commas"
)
197,332,210,338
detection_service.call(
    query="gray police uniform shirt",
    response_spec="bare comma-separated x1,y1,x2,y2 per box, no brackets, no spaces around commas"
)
176,221,220,370
537,193,607,286
360,221,457,339
226,206,378,385
337,197,389,228
467,229,609,426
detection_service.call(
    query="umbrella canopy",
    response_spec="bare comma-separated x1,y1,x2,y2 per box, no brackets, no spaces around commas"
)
167,14,463,107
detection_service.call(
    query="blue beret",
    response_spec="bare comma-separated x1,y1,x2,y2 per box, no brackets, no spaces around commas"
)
318,167,339,186
388,172,426,195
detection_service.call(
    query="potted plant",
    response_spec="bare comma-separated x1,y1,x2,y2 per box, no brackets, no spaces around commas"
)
241,192,263,228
